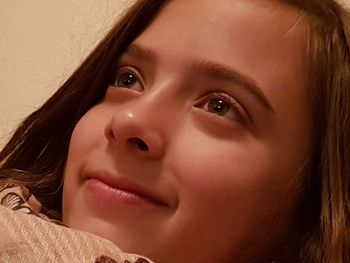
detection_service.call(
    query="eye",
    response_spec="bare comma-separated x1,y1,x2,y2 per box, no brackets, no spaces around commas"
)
207,98,230,116
114,66,143,91
198,92,247,123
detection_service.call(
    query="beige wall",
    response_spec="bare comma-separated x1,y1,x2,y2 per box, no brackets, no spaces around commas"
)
0,0,132,147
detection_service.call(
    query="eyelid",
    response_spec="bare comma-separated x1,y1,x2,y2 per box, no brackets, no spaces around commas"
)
117,53,144,74
198,90,252,125
116,65,143,81
113,64,146,90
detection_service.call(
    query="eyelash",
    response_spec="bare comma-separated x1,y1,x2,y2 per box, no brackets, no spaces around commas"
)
197,91,248,124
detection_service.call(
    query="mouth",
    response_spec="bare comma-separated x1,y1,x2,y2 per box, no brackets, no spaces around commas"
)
85,171,169,208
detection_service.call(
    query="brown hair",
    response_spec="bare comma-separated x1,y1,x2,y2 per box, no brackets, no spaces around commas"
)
0,0,349,262
283,1,350,262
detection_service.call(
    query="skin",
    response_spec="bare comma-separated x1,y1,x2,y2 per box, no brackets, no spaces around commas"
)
63,0,311,262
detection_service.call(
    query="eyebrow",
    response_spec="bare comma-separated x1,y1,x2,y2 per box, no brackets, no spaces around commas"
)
124,44,274,114
188,60,274,113
125,44,155,61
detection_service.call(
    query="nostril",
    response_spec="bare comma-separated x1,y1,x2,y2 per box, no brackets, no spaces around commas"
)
128,137,149,152
138,140,149,151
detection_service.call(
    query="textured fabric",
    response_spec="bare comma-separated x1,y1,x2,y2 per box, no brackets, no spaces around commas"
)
0,182,61,224
0,183,154,263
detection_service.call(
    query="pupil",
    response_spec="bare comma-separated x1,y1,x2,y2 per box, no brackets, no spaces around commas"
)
208,99,228,115
122,74,135,86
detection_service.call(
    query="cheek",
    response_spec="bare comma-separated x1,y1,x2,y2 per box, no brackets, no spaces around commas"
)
174,140,284,205
66,108,109,166
169,131,301,241
63,109,108,207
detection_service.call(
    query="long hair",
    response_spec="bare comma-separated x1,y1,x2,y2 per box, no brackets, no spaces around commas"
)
0,0,349,262
281,1,350,262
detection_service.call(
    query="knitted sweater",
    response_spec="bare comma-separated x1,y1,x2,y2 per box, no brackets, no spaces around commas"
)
0,181,153,263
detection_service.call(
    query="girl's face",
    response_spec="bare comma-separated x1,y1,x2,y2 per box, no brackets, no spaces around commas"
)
63,0,311,262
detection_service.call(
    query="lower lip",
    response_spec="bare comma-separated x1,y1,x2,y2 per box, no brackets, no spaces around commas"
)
85,178,159,208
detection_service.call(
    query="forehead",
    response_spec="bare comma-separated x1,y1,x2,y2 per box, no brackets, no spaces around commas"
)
134,0,308,116
136,0,307,72
149,0,306,44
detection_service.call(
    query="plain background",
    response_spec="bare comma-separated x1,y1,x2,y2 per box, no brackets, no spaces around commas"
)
0,0,132,147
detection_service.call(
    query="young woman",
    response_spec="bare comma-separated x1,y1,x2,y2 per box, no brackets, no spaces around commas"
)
1,0,349,262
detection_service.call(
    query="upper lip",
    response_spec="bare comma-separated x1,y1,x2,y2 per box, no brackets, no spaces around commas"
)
86,170,170,207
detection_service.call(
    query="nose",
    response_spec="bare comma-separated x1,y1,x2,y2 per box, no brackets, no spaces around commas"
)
104,108,166,159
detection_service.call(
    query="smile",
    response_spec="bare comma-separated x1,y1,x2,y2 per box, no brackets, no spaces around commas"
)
85,171,169,208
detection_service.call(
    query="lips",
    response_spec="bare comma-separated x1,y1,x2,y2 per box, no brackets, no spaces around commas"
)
85,170,169,207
